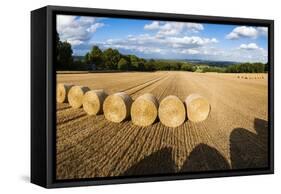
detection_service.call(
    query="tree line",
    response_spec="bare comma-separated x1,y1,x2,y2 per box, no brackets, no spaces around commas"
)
201,63,268,73
56,33,267,73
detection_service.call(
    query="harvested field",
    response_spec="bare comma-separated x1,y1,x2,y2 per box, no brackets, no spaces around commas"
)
56,71,268,179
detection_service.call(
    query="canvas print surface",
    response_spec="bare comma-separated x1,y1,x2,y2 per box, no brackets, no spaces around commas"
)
56,14,269,180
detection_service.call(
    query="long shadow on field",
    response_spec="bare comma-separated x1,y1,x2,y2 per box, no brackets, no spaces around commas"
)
122,144,231,176
230,118,268,169
121,147,175,176
181,143,230,172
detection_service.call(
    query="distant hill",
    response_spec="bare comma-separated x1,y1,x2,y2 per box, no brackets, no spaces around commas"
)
72,55,254,69
145,58,240,67
182,59,240,67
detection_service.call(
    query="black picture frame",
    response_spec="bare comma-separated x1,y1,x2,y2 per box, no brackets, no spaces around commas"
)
31,5,274,188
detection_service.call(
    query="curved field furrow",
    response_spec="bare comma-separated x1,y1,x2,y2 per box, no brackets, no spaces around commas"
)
57,72,168,95
56,71,268,179
56,116,109,159
117,122,171,176
57,119,122,164
85,125,141,177
56,107,86,125
121,73,168,93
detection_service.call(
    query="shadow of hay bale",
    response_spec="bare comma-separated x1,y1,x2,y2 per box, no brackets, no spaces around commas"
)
121,147,175,176
230,118,268,169
181,143,230,172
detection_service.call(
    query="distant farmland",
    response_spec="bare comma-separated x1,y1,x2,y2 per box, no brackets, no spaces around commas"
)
56,71,268,179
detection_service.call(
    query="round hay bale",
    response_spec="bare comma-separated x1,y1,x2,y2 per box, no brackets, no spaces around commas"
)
185,94,210,122
103,92,133,123
83,89,108,115
158,95,186,128
68,86,90,109
56,83,74,103
131,93,159,126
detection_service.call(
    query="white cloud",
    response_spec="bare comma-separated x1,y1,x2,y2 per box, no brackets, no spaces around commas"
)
186,23,204,32
226,26,258,39
239,43,259,50
86,23,104,32
101,43,165,55
226,26,268,40
96,33,218,57
144,21,160,30
180,49,200,55
57,15,76,28
68,40,84,46
167,36,218,48
226,43,267,62
144,21,204,35
97,34,267,62
238,43,266,54
57,15,267,62
57,15,104,46
257,27,268,36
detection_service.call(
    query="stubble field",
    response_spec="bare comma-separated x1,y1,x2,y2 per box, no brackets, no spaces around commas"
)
56,71,268,179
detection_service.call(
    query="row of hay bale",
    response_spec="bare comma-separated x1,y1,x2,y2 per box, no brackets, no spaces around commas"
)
237,74,265,79
57,83,210,128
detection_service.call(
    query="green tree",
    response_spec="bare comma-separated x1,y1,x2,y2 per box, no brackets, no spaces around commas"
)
201,66,225,73
103,48,121,70
57,41,73,68
128,55,139,70
84,52,91,64
181,64,196,72
56,32,61,59
56,32,73,69
89,46,104,69
144,59,156,71
157,62,170,70
170,62,182,70
264,63,269,72
225,63,265,73
118,58,129,70
138,58,146,71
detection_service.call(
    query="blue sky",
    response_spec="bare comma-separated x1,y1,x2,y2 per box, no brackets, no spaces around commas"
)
57,15,268,63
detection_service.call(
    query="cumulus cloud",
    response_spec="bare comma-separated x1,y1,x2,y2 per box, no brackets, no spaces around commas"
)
57,15,267,62
257,27,268,36
167,36,218,48
199,45,267,63
226,26,258,39
86,23,104,32
144,21,160,30
239,43,259,50
96,33,218,57
57,15,76,28
57,15,104,46
226,26,268,40
144,21,204,35
227,43,267,62
180,49,200,55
